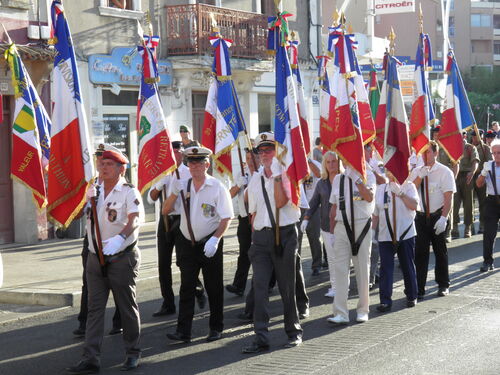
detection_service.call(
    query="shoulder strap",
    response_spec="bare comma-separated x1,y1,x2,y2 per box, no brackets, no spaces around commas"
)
339,175,355,252
383,188,396,245
261,176,276,229
89,185,101,253
183,178,196,245
489,161,499,195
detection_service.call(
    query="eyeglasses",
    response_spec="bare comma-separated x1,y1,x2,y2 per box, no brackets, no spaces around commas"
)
258,148,274,154
188,159,206,165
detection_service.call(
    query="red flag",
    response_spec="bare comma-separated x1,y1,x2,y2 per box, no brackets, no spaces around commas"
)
317,55,336,152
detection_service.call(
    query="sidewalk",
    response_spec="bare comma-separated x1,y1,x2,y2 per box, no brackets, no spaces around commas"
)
0,221,241,320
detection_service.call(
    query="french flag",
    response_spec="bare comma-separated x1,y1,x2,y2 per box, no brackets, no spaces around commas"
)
409,33,434,155
201,33,245,179
439,51,474,164
383,55,411,184
373,56,388,159
317,55,336,152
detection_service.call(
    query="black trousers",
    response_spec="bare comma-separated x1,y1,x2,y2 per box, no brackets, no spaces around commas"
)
483,196,500,265
415,212,450,296
78,234,121,329
231,216,252,291
175,233,223,336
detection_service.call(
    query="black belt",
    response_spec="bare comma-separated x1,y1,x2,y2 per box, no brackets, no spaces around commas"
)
487,195,500,198
259,224,295,232
92,241,137,264
416,208,443,217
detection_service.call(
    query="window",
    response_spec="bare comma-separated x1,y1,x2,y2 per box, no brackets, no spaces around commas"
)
494,15,500,29
258,94,275,133
102,90,138,106
494,42,500,55
449,16,455,37
471,14,491,27
98,0,142,19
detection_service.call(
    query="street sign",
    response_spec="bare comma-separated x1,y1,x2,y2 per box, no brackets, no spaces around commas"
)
374,0,415,15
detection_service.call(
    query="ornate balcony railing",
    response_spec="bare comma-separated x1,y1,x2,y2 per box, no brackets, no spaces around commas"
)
166,4,269,60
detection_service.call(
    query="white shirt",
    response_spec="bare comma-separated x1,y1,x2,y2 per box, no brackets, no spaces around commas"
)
148,164,191,216
411,162,456,213
86,178,144,254
329,169,376,222
177,175,233,241
483,161,500,196
248,169,301,230
304,159,322,202
374,183,419,242
232,168,250,218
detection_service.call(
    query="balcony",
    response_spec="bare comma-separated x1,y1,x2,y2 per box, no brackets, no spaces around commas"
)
165,4,269,60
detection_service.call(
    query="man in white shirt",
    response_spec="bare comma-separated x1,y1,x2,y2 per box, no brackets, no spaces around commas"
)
241,132,303,353
163,146,233,343
476,140,500,272
411,141,456,299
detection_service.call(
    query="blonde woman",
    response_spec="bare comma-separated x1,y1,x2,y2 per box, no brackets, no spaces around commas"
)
302,151,340,298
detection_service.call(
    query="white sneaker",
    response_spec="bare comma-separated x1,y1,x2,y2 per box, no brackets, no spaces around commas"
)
327,315,349,324
324,288,335,298
356,313,369,323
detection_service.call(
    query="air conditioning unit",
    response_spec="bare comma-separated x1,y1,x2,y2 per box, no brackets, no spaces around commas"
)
40,26,51,40
27,25,40,40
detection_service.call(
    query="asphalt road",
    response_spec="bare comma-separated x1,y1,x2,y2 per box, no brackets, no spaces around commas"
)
0,235,499,375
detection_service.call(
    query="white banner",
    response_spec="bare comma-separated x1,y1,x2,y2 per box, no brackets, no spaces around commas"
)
374,0,415,15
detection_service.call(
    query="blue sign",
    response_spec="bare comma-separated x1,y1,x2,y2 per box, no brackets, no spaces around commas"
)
360,55,444,73
89,47,172,86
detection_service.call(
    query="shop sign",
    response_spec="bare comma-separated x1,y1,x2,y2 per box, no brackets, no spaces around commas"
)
89,47,172,86
374,0,415,15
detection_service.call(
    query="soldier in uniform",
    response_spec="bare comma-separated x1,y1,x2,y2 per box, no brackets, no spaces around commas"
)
179,125,199,149
67,149,144,373
73,144,122,338
471,129,492,234
241,132,303,353
148,141,206,317
451,138,479,238
163,147,233,343
476,140,500,272
411,141,456,299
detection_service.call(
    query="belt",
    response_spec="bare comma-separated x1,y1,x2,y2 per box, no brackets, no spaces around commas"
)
487,195,500,198
259,223,295,232
416,208,443,217
92,241,137,263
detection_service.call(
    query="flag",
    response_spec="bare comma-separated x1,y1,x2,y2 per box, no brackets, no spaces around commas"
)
328,27,366,180
5,43,47,209
269,15,308,206
373,55,388,158
288,39,311,155
317,55,336,152
201,32,245,178
136,35,176,194
409,33,434,155
383,55,411,184
368,66,380,118
438,51,474,164
47,0,94,228
354,73,376,145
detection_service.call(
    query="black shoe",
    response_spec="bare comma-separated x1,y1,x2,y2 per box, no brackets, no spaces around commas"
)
225,284,244,297
284,336,302,348
66,360,99,374
299,308,310,319
406,299,417,308
437,287,449,297
376,303,391,312
108,327,123,335
451,230,459,239
312,268,320,276
242,341,270,354
152,306,176,317
72,326,86,337
237,312,253,322
120,357,139,371
322,260,329,269
196,293,207,309
417,293,425,301
206,330,222,342
166,331,191,343
480,262,494,272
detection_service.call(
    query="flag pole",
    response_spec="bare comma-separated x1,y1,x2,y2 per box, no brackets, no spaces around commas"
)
274,0,282,249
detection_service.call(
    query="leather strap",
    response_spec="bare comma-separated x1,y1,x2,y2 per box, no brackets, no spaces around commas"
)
261,176,277,230
489,161,500,204
384,188,413,252
184,178,196,246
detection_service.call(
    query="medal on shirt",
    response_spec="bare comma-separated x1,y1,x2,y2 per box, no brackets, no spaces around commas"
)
201,203,216,218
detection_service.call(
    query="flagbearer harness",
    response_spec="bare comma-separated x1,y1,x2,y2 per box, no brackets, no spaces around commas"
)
383,186,413,253
338,175,371,256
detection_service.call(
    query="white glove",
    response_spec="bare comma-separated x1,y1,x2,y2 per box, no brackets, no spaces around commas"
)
237,174,248,188
102,234,125,255
389,181,402,196
433,216,448,235
344,167,360,182
271,157,284,177
418,166,429,179
86,185,97,200
154,178,165,191
203,236,219,258
480,162,492,177
369,158,380,172
170,178,183,195
300,219,309,233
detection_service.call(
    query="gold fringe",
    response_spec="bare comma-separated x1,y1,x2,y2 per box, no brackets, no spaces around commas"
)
48,37,58,45
139,163,178,196
46,179,88,228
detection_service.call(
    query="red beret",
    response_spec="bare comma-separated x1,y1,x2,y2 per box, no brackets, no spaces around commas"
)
102,150,129,165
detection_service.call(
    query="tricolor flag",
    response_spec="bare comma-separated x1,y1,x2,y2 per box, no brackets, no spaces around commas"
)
136,34,176,194
373,55,388,158
201,32,245,178
269,15,308,206
328,27,366,179
48,0,94,227
383,55,411,184
317,55,336,152
438,51,474,164
288,39,311,155
368,66,380,118
5,43,48,209
409,33,434,155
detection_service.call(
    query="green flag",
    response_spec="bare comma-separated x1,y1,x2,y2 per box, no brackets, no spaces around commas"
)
368,67,380,118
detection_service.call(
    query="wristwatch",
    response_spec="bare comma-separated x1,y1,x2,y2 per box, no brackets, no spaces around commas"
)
355,177,363,185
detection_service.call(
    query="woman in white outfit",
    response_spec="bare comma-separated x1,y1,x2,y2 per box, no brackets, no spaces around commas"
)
302,151,340,298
